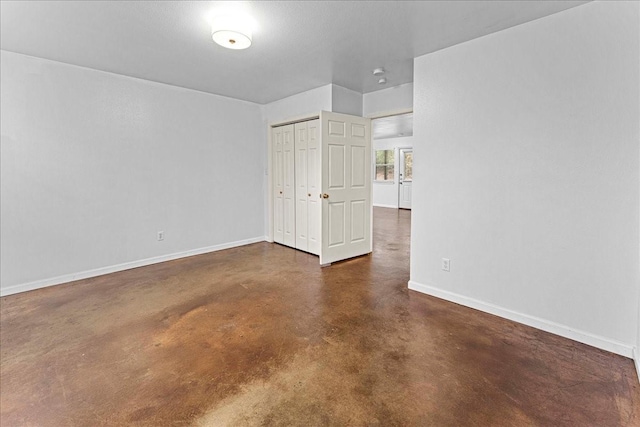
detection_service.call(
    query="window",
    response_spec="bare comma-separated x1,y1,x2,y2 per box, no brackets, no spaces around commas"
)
403,151,412,181
375,149,394,182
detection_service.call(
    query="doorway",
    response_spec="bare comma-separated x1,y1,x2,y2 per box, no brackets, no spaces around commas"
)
371,112,413,210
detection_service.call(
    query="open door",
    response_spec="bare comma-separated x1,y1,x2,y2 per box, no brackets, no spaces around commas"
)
320,111,372,265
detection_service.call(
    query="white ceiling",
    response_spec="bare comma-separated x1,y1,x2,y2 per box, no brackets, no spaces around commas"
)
0,1,586,104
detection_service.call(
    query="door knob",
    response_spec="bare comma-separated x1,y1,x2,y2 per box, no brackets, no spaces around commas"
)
308,193,311,197
279,191,283,194
322,193,329,199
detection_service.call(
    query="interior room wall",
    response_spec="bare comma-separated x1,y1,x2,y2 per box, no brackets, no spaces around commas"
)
331,84,363,116
262,84,333,126
0,50,266,296
373,136,413,208
410,1,639,357
363,82,413,117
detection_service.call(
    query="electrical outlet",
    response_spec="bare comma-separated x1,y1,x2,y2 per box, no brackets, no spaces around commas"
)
157,231,164,241
442,258,450,272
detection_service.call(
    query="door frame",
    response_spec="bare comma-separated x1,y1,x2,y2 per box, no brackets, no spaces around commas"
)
369,110,413,209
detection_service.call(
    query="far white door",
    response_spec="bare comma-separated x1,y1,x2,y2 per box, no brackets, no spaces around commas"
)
399,148,412,209
320,111,372,265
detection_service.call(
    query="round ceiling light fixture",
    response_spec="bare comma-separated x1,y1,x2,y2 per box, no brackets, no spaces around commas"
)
211,14,253,50
373,67,385,76
378,77,387,85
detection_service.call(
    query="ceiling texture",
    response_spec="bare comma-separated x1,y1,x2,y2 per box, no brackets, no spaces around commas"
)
0,1,586,104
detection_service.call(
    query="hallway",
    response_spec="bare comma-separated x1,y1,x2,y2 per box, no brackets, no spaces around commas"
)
1,208,638,426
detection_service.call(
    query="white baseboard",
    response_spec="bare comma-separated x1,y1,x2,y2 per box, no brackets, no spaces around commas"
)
408,280,634,358
1,236,266,297
634,347,640,384
373,204,398,209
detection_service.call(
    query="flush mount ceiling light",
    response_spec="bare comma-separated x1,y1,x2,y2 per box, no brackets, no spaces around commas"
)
378,77,387,85
211,14,253,49
373,67,385,76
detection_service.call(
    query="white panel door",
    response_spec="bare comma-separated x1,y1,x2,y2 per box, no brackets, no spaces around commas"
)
273,126,284,244
295,119,321,255
295,122,309,252
399,149,412,209
282,124,296,247
320,111,372,265
306,119,321,255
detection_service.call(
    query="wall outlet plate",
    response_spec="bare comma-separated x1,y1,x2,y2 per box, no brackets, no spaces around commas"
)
442,258,450,272
157,231,164,241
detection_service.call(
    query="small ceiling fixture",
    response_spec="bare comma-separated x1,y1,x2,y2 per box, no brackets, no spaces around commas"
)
373,67,385,76
211,14,253,50
378,77,387,85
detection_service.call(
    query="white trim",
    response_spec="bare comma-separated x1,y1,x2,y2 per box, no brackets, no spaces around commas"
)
408,280,634,358
634,347,640,384
270,114,320,128
1,237,266,297
373,203,398,209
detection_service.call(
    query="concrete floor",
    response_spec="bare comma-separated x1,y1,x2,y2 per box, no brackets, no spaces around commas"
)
1,208,638,426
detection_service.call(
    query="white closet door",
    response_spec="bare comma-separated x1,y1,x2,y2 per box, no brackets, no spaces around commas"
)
306,119,321,255
320,112,372,265
295,122,309,252
273,126,284,244
295,120,321,255
282,124,296,247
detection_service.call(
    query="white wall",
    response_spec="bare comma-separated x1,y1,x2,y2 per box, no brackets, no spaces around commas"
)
373,137,413,208
0,50,266,295
262,84,332,126
410,1,639,357
363,82,413,117
332,84,363,116
261,83,363,124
